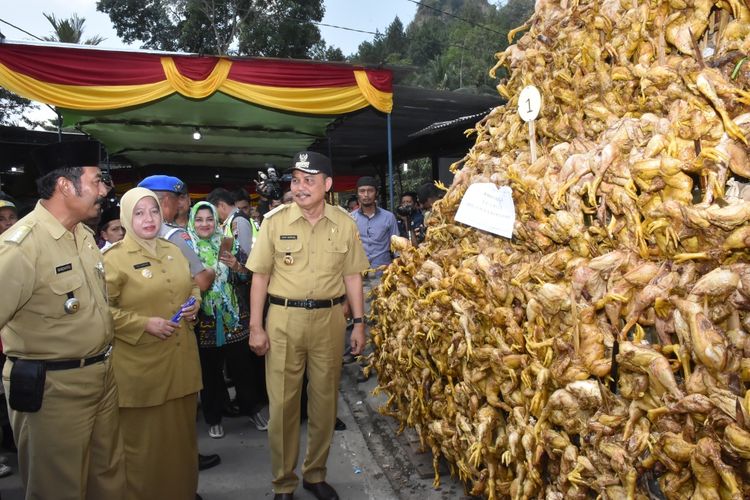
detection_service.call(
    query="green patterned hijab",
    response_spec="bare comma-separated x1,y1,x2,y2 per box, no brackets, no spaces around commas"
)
187,201,239,339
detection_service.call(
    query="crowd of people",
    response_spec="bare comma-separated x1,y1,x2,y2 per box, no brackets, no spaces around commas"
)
0,140,442,500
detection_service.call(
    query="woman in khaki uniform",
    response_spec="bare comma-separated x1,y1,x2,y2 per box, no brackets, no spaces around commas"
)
103,187,202,500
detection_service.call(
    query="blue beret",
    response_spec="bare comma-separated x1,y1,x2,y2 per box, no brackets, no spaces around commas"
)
137,175,186,194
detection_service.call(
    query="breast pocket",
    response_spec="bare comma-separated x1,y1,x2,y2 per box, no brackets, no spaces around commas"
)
273,240,303,268
47,274,84,319
323,241,348,272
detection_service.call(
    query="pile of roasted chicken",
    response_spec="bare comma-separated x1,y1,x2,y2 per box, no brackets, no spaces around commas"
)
371,0,750,498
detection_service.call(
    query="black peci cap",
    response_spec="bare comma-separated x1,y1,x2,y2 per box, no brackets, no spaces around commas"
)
98,205,120,231
287,151,333,177
356,176,378,189
30,141,101,177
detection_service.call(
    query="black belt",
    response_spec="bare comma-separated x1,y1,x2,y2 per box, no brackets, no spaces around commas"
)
269,295,345,309
9,345,112,371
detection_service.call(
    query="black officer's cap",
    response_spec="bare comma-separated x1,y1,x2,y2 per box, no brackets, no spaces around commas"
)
287,151,333,177
31,141,100,177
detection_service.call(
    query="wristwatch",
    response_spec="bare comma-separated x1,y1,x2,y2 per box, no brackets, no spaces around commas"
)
352,317,364,324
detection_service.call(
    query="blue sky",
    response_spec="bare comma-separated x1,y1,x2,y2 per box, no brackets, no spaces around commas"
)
10,0,417,55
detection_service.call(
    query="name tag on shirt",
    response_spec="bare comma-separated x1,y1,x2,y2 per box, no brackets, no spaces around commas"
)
133,262,152,269
280,235,297,240
55,263,73,274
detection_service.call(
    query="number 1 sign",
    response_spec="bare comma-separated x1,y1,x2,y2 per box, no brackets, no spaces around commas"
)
518,85,542,163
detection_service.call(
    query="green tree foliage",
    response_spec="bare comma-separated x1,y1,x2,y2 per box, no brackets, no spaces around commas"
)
238,0,324,58
406,17,448,67
355,17,410,66
0,90,44,128
395,158,433,197
351,0,534,95
2,12,106,127
42,13,106,45
97,0,341,59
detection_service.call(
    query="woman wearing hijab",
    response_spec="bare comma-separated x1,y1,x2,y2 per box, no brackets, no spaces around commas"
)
103,187,202,500
188,201,261,438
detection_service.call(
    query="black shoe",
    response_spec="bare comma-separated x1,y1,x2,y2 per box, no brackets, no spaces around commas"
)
355,371,369,383
198,453,221,471
196,495,202,500
334,418,346,431
273,494,294,500
302,480,339,500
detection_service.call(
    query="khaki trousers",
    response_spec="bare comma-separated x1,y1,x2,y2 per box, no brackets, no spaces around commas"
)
266,303,346,493
119,393,198,500
3,359,125,500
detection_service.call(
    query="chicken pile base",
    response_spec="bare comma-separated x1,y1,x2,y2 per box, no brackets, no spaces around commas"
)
371,0,750,498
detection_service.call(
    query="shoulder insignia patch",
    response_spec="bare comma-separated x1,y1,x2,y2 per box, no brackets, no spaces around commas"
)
263,203,288,219
5,224,33,245
180,231,191,241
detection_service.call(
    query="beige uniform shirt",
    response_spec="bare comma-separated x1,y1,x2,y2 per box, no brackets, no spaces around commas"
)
247,202,369,299
103,237,202,407
0,201,112,359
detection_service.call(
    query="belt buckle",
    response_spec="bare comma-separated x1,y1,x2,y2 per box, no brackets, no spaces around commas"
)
304,299,315,310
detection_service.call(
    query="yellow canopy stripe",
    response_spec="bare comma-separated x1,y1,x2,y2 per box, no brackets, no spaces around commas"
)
354,70,393,114
0,62,173,110
160,57,232,99
221,80,370,115
0,58,393,114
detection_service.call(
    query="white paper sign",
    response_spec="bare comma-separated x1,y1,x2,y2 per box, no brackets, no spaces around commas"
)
518,85,541,122
455,183,515,238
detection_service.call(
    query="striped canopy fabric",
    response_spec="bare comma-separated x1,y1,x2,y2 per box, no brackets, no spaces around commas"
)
0,43,393,114
0,42,394,175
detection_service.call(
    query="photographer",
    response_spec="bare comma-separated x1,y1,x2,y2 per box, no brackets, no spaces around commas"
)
396,191,424,246
255,163,284,218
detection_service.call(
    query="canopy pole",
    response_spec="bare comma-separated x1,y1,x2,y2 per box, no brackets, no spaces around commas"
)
387,113,394,212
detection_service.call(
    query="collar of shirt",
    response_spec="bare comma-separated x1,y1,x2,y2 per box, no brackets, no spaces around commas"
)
121,235,170,258
223,208,241,226
357,206,380,219
287,202,339,225
35,200,85,241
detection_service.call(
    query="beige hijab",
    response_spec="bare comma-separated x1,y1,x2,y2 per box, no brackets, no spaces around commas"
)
120,187,162,257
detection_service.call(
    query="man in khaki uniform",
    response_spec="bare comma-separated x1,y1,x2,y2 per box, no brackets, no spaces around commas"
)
0,141,125,499
247,151,368,500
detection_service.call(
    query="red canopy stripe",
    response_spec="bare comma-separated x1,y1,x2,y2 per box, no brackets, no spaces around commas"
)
0,44,392,92
172,56,227,81
361,68,393,93
0,45,165,85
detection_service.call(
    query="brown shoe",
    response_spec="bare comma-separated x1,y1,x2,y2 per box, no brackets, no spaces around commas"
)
302,480,339,500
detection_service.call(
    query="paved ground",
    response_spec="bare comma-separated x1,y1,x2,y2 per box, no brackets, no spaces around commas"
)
0,364,470,500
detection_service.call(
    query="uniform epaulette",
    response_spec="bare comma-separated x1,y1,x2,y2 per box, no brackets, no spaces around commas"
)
102,240,122,253
3,222,35,245
335,205,350,216
160,223,184,241
81,224,95,236
263,203,289,219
